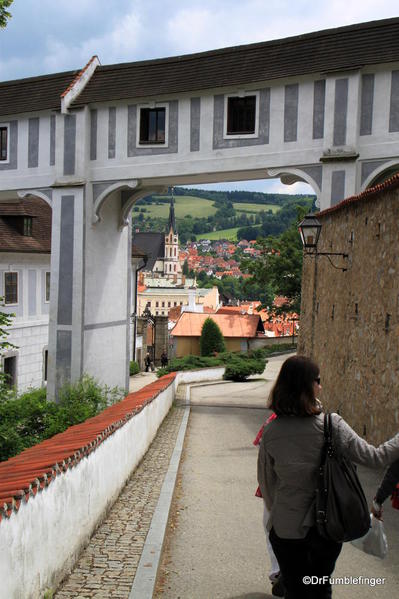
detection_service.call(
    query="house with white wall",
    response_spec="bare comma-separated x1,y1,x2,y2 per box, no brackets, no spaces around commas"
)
0,197,51,390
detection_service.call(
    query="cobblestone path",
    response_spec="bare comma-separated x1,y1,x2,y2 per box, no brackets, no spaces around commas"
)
55,404,185,599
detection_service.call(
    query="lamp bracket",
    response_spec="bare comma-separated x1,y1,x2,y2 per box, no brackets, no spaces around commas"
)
304,250,348,272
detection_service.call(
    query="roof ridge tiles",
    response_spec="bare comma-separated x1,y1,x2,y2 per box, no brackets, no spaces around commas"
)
0,375,176,522
0,68,79,87
97,16,399,72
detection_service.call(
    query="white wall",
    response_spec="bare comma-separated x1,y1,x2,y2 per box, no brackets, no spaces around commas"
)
0,367,225,598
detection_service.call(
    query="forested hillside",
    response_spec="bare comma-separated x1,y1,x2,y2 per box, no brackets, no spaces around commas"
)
133,187,316,243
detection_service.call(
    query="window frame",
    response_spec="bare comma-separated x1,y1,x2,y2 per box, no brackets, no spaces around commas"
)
4,271,18,305
23,217,33,237
43,348,48,383
0,123,10,163
223,91,260,139
3,354,17,388
45,271,51,303
137,103,169,147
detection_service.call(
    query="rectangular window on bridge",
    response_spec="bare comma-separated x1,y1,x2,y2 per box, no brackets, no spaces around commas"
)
139,106,167,144
226,94,258,136
0,125,9,161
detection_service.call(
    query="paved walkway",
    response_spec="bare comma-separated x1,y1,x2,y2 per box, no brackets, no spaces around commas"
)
154,355,399,599
128,371,158,393
54,372,183,599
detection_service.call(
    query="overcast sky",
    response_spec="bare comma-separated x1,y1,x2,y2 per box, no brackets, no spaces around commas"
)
1,1,397,194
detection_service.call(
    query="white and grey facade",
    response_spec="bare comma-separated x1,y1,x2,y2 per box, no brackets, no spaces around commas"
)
1,19,399,397
1,253,50,391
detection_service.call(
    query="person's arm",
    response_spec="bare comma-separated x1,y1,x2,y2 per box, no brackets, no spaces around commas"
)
375,458,399,505
332,414,399,468
257,438,277,511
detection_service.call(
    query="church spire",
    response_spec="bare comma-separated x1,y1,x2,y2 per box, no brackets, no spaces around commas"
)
167,192,177,234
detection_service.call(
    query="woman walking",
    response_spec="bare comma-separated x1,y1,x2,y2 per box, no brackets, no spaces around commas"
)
257,355,399,598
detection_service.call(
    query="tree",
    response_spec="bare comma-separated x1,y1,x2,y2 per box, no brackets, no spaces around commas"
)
200,318,226,356
240,206,307,314
0,0,13,28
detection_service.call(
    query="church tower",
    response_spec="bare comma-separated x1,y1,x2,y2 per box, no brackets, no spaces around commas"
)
164,197,181,279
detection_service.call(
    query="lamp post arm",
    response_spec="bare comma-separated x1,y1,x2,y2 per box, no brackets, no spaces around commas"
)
315,251,348,258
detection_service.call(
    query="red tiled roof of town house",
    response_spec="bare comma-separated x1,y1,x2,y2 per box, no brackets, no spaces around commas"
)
317,172,399,218
168,305,182,322
171,312,264,338
137,283,147,293
273,295,290,308
0,375,176,522
217,306,248,315
217,302,261,316
0,198,52,253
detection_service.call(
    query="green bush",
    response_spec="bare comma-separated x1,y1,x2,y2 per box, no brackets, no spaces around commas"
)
129,360,140,376
223,353,266,382
0,376,124,462
200,318,226,356
156,354,225,377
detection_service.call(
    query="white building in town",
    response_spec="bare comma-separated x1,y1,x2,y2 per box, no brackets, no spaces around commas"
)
0,198,51,390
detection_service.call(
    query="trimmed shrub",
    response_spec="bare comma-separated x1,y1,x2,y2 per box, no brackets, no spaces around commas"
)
129,360,140,376
0,376,124,462
223,353,266,382
156,354,225,377
200,317,226,356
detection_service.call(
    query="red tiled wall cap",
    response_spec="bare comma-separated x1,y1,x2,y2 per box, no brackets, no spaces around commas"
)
0,373,177,522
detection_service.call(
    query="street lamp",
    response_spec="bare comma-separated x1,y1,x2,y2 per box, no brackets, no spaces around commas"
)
298,214,349,271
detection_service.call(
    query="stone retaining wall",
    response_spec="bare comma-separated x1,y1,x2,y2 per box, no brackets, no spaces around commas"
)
298,175,399,445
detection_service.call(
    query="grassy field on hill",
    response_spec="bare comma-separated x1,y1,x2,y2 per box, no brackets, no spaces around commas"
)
196,227,240,241
137,195,217,218
233,202,280,213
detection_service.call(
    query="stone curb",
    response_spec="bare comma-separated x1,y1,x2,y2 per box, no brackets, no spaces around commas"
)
129,398,190,598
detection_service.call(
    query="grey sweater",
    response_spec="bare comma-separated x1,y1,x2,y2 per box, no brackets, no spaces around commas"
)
257,412,399,539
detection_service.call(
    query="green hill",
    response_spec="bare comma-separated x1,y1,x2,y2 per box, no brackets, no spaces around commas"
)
136,195,217,219
233,202,280,214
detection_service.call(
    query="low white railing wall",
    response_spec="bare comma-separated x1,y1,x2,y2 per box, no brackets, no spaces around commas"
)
0,367,225,599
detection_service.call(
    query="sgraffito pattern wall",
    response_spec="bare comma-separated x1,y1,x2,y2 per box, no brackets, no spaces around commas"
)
298,178,399,445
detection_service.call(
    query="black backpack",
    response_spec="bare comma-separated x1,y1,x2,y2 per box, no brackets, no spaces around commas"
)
316,413,370,543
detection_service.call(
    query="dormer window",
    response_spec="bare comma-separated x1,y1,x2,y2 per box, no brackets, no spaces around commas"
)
23,217,32,236
0,126,8,161
139,107,166,144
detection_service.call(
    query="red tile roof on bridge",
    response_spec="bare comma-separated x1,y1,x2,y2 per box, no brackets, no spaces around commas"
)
0,373,176,522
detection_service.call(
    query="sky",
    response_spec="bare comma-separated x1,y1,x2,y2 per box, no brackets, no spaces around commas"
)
1,0,398,195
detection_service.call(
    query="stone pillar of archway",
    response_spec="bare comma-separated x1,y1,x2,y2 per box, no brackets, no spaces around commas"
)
47,184,131,400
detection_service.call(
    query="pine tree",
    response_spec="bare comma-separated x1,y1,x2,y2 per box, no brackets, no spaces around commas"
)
200,318,226,356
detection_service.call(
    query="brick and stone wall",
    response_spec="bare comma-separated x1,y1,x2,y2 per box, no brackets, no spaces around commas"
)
298,177,399,445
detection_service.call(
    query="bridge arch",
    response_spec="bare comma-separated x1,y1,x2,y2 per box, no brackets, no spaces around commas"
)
18,189,53,208
361,160,399,192
267,167,322,205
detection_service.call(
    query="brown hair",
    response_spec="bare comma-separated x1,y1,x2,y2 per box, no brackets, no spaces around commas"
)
268,355,321,417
